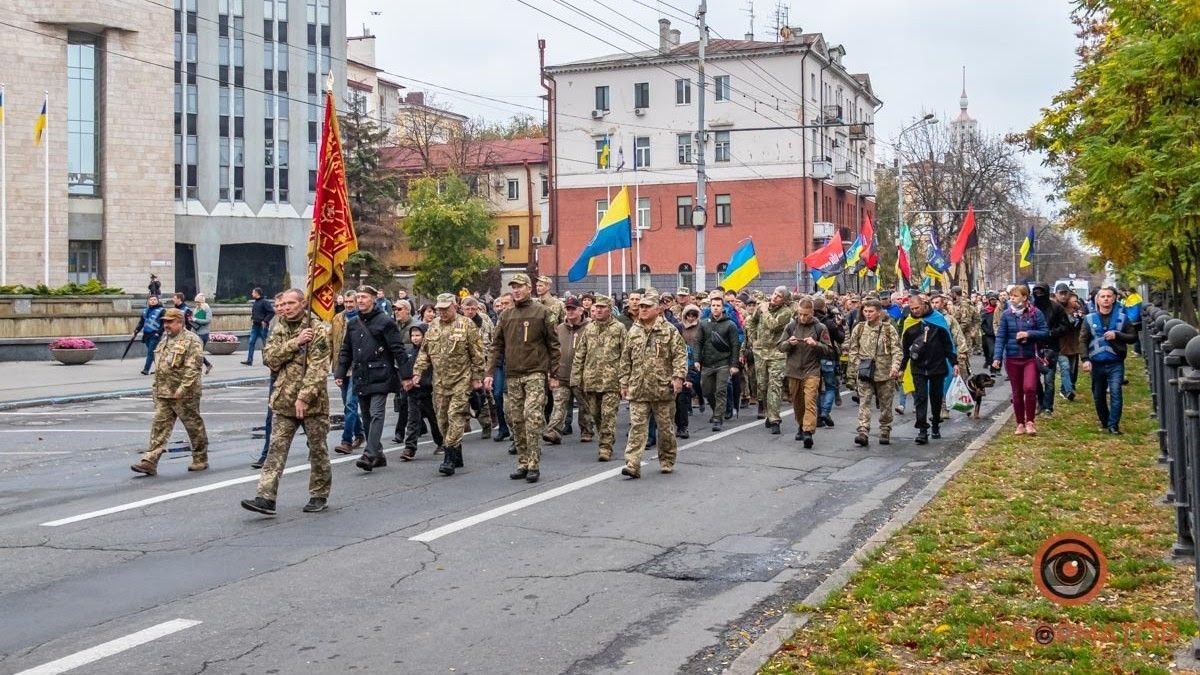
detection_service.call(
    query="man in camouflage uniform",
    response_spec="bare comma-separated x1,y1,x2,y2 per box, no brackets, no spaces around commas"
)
571,293,626,461
130,308,208,476
950,286,981,355
546,297,593,443
241,289,332,515
485,273,560,483
743,292,766,418
461,296,496,439
756,286,795,434
412,293,485,477
535,274,565,327
619,292,688,478
845,298,903,446
932,293,971,375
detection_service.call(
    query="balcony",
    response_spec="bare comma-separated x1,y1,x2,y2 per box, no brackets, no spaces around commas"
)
832,166,859,190
810,157,833,179
822,104,843,124
813,221,836,240
859,180,876,197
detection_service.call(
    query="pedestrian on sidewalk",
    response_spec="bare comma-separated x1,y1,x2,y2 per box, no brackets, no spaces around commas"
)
329,289,363,455
148,273,161,298
846,298,902,446
618,292,687,479
336,286,407,473
901,294,957,445
130,308,208,476
1079,286,1138,434
174,291,212,375
134,295,166,376
241,289,332,516
992,285,1048,436
242,287,274,366
1057,290,1084,400
778,297,834,449
192,293,214,375
413,293,485,476
1032,282,1069,416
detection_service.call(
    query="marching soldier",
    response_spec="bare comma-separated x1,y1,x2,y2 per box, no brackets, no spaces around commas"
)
951,286,981,355
535,275,565,327
485,274,561,483
461,296,497,440
241,289,332,515
545,297,593,443
845,298,903,446
411,293,485,477
932,293,971,375
756,286,795,434
130,307,208,476
619,292,688,479
571,293,626,461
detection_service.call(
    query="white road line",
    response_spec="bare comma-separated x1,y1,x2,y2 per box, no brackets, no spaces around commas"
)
0,451,73,455
0,412,263,416
39,432,478,527
409,409,796,543
0,430,145,434
15,618,201,675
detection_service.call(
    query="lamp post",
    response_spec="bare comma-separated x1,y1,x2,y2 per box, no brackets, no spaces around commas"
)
896,114,937,249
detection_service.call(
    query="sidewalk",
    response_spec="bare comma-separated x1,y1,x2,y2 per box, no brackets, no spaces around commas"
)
0,352,271,409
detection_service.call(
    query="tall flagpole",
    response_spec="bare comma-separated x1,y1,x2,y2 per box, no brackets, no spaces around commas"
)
1,83,6,286
42,90,49,286
619,134,626,294
635,165,641,291
606,180,612,297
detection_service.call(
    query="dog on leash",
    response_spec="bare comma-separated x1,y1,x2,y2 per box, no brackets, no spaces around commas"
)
966,373,996,419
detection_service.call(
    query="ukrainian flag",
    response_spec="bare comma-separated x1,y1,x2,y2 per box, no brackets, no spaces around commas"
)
1019,225,1035,268
0,89,5,124
598,136,610,169
901,309,957,395
567,185,633,282
722,239,760,292
34,100,46,145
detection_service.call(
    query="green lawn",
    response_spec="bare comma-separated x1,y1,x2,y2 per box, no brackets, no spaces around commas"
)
762,361,1199,674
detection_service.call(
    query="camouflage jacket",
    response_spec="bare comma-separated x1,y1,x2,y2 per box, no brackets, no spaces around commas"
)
265,314,331,417
153,330,204,399
939,309,971,367
845,319,903,382
744,304,763,350
953,300,981,336
414,313,484,391
755,302,794,361
620,317,687,402
539,293,565,327
571,317,627,392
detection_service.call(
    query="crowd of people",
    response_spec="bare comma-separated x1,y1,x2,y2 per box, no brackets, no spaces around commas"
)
126,274,1145,516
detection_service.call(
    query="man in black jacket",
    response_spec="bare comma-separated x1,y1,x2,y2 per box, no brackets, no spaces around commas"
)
899,295,958,445
696,296,740,431
335,286,407,472
242,287,275,366
1032,282,1070,415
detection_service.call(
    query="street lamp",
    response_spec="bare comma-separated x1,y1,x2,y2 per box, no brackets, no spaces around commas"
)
896,114,937,251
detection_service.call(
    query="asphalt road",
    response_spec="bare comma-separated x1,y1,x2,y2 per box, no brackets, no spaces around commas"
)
0,364,1006,674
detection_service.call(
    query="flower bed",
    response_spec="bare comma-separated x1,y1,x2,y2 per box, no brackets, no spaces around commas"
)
208,333,238,343
206,333,240,355
48,337,97,350
49,337,98,364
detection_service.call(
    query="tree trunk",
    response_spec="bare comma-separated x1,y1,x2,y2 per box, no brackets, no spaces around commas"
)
1167,243,1198,324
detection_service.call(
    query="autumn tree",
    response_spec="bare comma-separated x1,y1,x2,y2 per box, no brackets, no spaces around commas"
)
401,173,495,297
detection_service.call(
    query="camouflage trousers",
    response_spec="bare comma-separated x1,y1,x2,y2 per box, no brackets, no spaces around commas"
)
505,373,547,470
855,378,897,436
761,358,787,423
745,360,758,402
580,390,620,458
143,396,208,465
548,385,593,436
434,385,472,449
753,350,770,403
624,399,678,473
256,413,331,501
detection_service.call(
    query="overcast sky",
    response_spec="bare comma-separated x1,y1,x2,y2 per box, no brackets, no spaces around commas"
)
349,0,1079,210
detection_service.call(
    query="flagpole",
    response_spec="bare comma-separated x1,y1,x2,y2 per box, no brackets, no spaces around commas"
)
1,82,6,286
42,90,49,286
634,166,641,291
605,181,612,297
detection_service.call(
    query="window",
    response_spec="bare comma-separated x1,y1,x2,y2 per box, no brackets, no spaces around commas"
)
634,136,650,169
636,197,650,232
714,130,731,163
810,73,816,99
714,75,731,101
676,196,692,228
596,199,609,226
676,133,692,164
634,82,649,109
507,178,519,201
715,194,731,226
67,35,99,196
716,262,728,285
508,225,521,250
594,85,609,112
675,78,691,104
67,240,101,284
540,174,549,198
678,263,694,291
595,137,609,169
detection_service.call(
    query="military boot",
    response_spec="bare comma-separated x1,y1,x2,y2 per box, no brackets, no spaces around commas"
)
757,401,766,419
562,421,573,436
879,430,891,445
130,458,157,476
542,430,562,445
240,496,276,516
438,450,455,476
853,433,869,447
188,460,209,472
451,445,464,468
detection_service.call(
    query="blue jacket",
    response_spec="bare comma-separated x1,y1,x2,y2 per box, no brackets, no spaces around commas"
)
993,305,1049,361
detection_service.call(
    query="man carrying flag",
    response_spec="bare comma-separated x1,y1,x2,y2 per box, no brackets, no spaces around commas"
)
568,186,632,282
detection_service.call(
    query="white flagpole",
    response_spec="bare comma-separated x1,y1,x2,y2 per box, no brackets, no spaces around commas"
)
1,83,6,286
42,90,49,286
606,179,612,297
635,166,641,291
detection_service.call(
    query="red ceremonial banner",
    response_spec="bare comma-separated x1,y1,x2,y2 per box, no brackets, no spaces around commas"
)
307,89,358,322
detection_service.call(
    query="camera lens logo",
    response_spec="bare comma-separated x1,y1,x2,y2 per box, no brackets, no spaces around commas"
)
1033,532,1107,605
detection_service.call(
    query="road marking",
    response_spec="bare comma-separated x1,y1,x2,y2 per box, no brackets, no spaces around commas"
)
15,618,201,675
0,411,263,416
409,410,796,543
0,451,72,455
0,429,145,434
40,431,478,527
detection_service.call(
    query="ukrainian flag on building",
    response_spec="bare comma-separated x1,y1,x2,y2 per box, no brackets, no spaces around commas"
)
722,239,759,292
567,185,632,282
34,100,47,145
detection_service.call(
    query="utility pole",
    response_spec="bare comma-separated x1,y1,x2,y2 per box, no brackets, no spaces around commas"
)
694,0,709,293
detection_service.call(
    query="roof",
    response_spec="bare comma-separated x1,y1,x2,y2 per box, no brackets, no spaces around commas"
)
382,137,548,172
547,35,821,71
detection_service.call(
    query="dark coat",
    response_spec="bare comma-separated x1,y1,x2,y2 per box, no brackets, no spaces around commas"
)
994,306,1049,361
697,315,740,369
250,296,275,328
900,316,955,377
336,307,408,396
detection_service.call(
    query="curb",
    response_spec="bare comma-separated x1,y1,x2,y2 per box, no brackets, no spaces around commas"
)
724,406,1015,675
0,376,271,411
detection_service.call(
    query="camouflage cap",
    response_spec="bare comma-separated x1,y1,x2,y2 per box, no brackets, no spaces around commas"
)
434,292,457,309
162,307,185,322
638,292,659,306
509,273,531,287
676,287,690,296
592,293,613,307
537,275,553,285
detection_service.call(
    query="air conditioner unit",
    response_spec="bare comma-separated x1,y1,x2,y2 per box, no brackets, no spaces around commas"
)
634,108,645,117
531,236,543,246
591,109,605,119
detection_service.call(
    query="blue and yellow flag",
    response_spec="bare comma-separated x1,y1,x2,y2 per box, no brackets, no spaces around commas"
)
567,186,632,282
722,239,760,292
0,89,5,125
34,100,46,145
1019,225,1035,268
598,136,610,169
900,309,957,395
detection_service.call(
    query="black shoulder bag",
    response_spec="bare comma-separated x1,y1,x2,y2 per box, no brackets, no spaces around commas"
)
857,324,883,382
